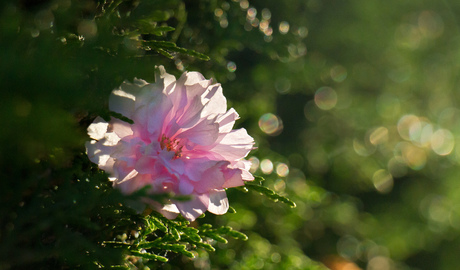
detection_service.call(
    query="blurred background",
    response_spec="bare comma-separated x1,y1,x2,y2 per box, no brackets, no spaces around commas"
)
2,0,460,269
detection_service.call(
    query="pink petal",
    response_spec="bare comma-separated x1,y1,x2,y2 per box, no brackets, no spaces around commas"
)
111,118,133,138
207,189,229,215
209,128,254,160
178,178,194,195
175,96,204,128
222,168,245,188
194,161,229,193
112,160,134,184
146,92,173,136
116,172,150,194
167,71,211,123
184,158,222,182
159,153,185,175
176,118,219,146
111,138,142,167
135,156,156,175
175,193,209,221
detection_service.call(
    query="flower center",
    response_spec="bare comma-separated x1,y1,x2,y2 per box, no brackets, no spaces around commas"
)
160,135,183,159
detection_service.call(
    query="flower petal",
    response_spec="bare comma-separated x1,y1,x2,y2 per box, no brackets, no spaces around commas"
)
216,108,239,134
87,117,109,140
194,161,229,193
85,140,116,173
146,92,173,136
109,79,147,118
207,189,229,215
201,84,227,117
184,158,221,182
111,118,133,139
179,178,195,195
222,168,245,188
209,128,254,160
135,156,156,175
156,65,176,93
175,193,209,221
157,203,180,219
176,118,219,146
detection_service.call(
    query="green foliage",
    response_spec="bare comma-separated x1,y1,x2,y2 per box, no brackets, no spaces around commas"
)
243,176,296,208
101,212,251,268
142,40,210,61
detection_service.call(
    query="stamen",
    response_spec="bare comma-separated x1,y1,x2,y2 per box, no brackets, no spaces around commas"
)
160,135,183,159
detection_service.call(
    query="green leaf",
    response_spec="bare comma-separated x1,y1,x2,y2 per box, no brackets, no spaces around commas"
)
148,10,172,21
169,226,180,241
245,177,297,208
143,40,210,61
130,250,168,262
136,20,175,35
228,206,237,213
148,216,167,233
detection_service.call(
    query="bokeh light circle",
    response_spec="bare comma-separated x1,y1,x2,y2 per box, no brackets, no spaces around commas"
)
260,159,274,174
372,169,393,194
279,21,290,34
431,129,454,156
276,163,289,177
259,113,283,135
314,87,338,110
248,156,260,173
227,61,237,72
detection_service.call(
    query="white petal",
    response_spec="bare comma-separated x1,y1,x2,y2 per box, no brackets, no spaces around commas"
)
102,132,121,146
109,79,146,118
157,203,180,219
175,193,209,221
210,128,254,160
207,189,229,215
87,117,108,140
184,71,207,87
242,169,254,181
155,65,176,91
85,140,116,173
111,118,133,138
201,84,227,116
216,108,239,134
116,169,139,185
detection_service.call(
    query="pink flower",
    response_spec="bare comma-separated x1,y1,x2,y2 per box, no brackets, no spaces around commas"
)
86,66,254,221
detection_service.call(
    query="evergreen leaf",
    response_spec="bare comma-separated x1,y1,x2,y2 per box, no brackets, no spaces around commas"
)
130,250,168,262
245,177,297,208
